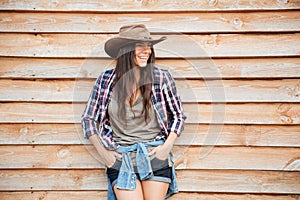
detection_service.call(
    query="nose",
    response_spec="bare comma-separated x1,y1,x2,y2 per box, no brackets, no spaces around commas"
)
142,45,151,53
144,46,151,53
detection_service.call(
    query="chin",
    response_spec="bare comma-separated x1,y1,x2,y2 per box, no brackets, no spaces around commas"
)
137,63,148,67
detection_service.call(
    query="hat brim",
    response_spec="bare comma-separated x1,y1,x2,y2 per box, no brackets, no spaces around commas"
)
105,36,166,58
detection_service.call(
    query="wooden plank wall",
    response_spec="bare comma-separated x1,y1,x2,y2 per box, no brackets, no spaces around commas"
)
0,0,300,199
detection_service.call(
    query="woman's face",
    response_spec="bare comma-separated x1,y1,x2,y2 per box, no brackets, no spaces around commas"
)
134,42,152,67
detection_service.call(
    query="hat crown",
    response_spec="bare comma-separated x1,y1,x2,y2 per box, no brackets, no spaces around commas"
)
119,24,152,40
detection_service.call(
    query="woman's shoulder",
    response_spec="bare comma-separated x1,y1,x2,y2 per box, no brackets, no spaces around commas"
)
96,67,116,79
153,66,174,81
153,66,170,76
93,68,116,86
102,67,116,76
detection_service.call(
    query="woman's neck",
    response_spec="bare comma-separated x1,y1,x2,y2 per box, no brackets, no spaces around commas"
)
134,66,141,83
125,66,141,106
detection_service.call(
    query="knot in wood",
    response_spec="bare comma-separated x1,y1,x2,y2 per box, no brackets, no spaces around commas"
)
208,0,218,6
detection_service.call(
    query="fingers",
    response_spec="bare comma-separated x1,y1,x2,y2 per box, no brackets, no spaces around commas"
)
148,149,155,156
148,146,159,156
106,161,115,168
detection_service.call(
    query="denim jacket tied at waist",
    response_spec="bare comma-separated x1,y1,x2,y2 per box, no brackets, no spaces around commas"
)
106,140,178,200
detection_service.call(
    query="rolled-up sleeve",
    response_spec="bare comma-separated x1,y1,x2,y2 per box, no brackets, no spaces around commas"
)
163,70,187,136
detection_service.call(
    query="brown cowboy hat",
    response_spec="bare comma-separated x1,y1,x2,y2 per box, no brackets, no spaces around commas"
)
104,24,166,58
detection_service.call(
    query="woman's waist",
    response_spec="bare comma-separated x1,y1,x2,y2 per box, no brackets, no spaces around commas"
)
116,140,164,153
115,140,172,169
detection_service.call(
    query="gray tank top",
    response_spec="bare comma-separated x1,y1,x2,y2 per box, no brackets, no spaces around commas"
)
108,92,161,146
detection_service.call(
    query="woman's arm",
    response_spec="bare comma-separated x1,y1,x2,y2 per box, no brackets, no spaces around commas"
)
163,70,187,137
82,69,118,150
89,134,122,168
82,70,121,167
81,74,103,139
149,132,178,160
149,70,186,159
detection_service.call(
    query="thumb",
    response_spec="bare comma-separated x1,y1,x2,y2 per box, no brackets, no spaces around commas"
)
148,148,157,156
113,152,122,159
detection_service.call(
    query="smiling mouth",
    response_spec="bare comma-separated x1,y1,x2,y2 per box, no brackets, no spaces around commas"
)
138,56,148,61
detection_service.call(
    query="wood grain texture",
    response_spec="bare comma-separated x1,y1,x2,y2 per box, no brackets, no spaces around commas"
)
0,191,108,200
0,0,299,11
0,192,299,200
0,2,299,198
1,57,299,79
1,102,300,124
1,124,300,147
1,145,300,171
1,169,299,193
1,79,300,102
171,193,300,200
1,11,299,33
174,146,300,171
0,33,299,58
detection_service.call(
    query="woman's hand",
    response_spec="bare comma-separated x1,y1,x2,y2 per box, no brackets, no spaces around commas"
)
102,150,122,168
149,144,172,160
149,132,178,160
88,134,122,168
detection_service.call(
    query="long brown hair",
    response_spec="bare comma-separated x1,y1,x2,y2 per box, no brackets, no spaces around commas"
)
113,43,155,123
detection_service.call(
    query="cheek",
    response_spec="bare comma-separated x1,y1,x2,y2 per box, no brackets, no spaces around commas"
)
134,50,139,60
134,54,139,65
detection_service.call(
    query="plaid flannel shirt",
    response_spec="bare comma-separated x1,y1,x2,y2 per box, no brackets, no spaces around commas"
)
81,67,186,150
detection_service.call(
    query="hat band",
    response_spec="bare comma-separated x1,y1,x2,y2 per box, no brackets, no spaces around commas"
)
119,36,153,40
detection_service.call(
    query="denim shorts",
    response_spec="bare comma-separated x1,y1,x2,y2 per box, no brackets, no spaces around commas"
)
106,157,172,187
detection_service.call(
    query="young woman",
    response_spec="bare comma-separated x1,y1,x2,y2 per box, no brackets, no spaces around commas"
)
82,24,186,200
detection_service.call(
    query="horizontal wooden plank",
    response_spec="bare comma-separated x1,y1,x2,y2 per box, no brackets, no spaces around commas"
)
0,33,299,58
1,145,299,171
1,57,299,79
0,0,299,11
177,170,300,194
0,192,299,200
0,169,105,191
0,169,299,193
0,124,84,145
176,79,300,102
1,79,300,103
1,103,300,124
174,146,300,171
178,124,300,147
0,191,108,200
171,193,300,200
1,124,299,147
1,11,299,33
184,103,300,125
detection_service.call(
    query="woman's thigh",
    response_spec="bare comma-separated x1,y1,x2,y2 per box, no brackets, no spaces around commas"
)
113,179,144,200
141,180,169,200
